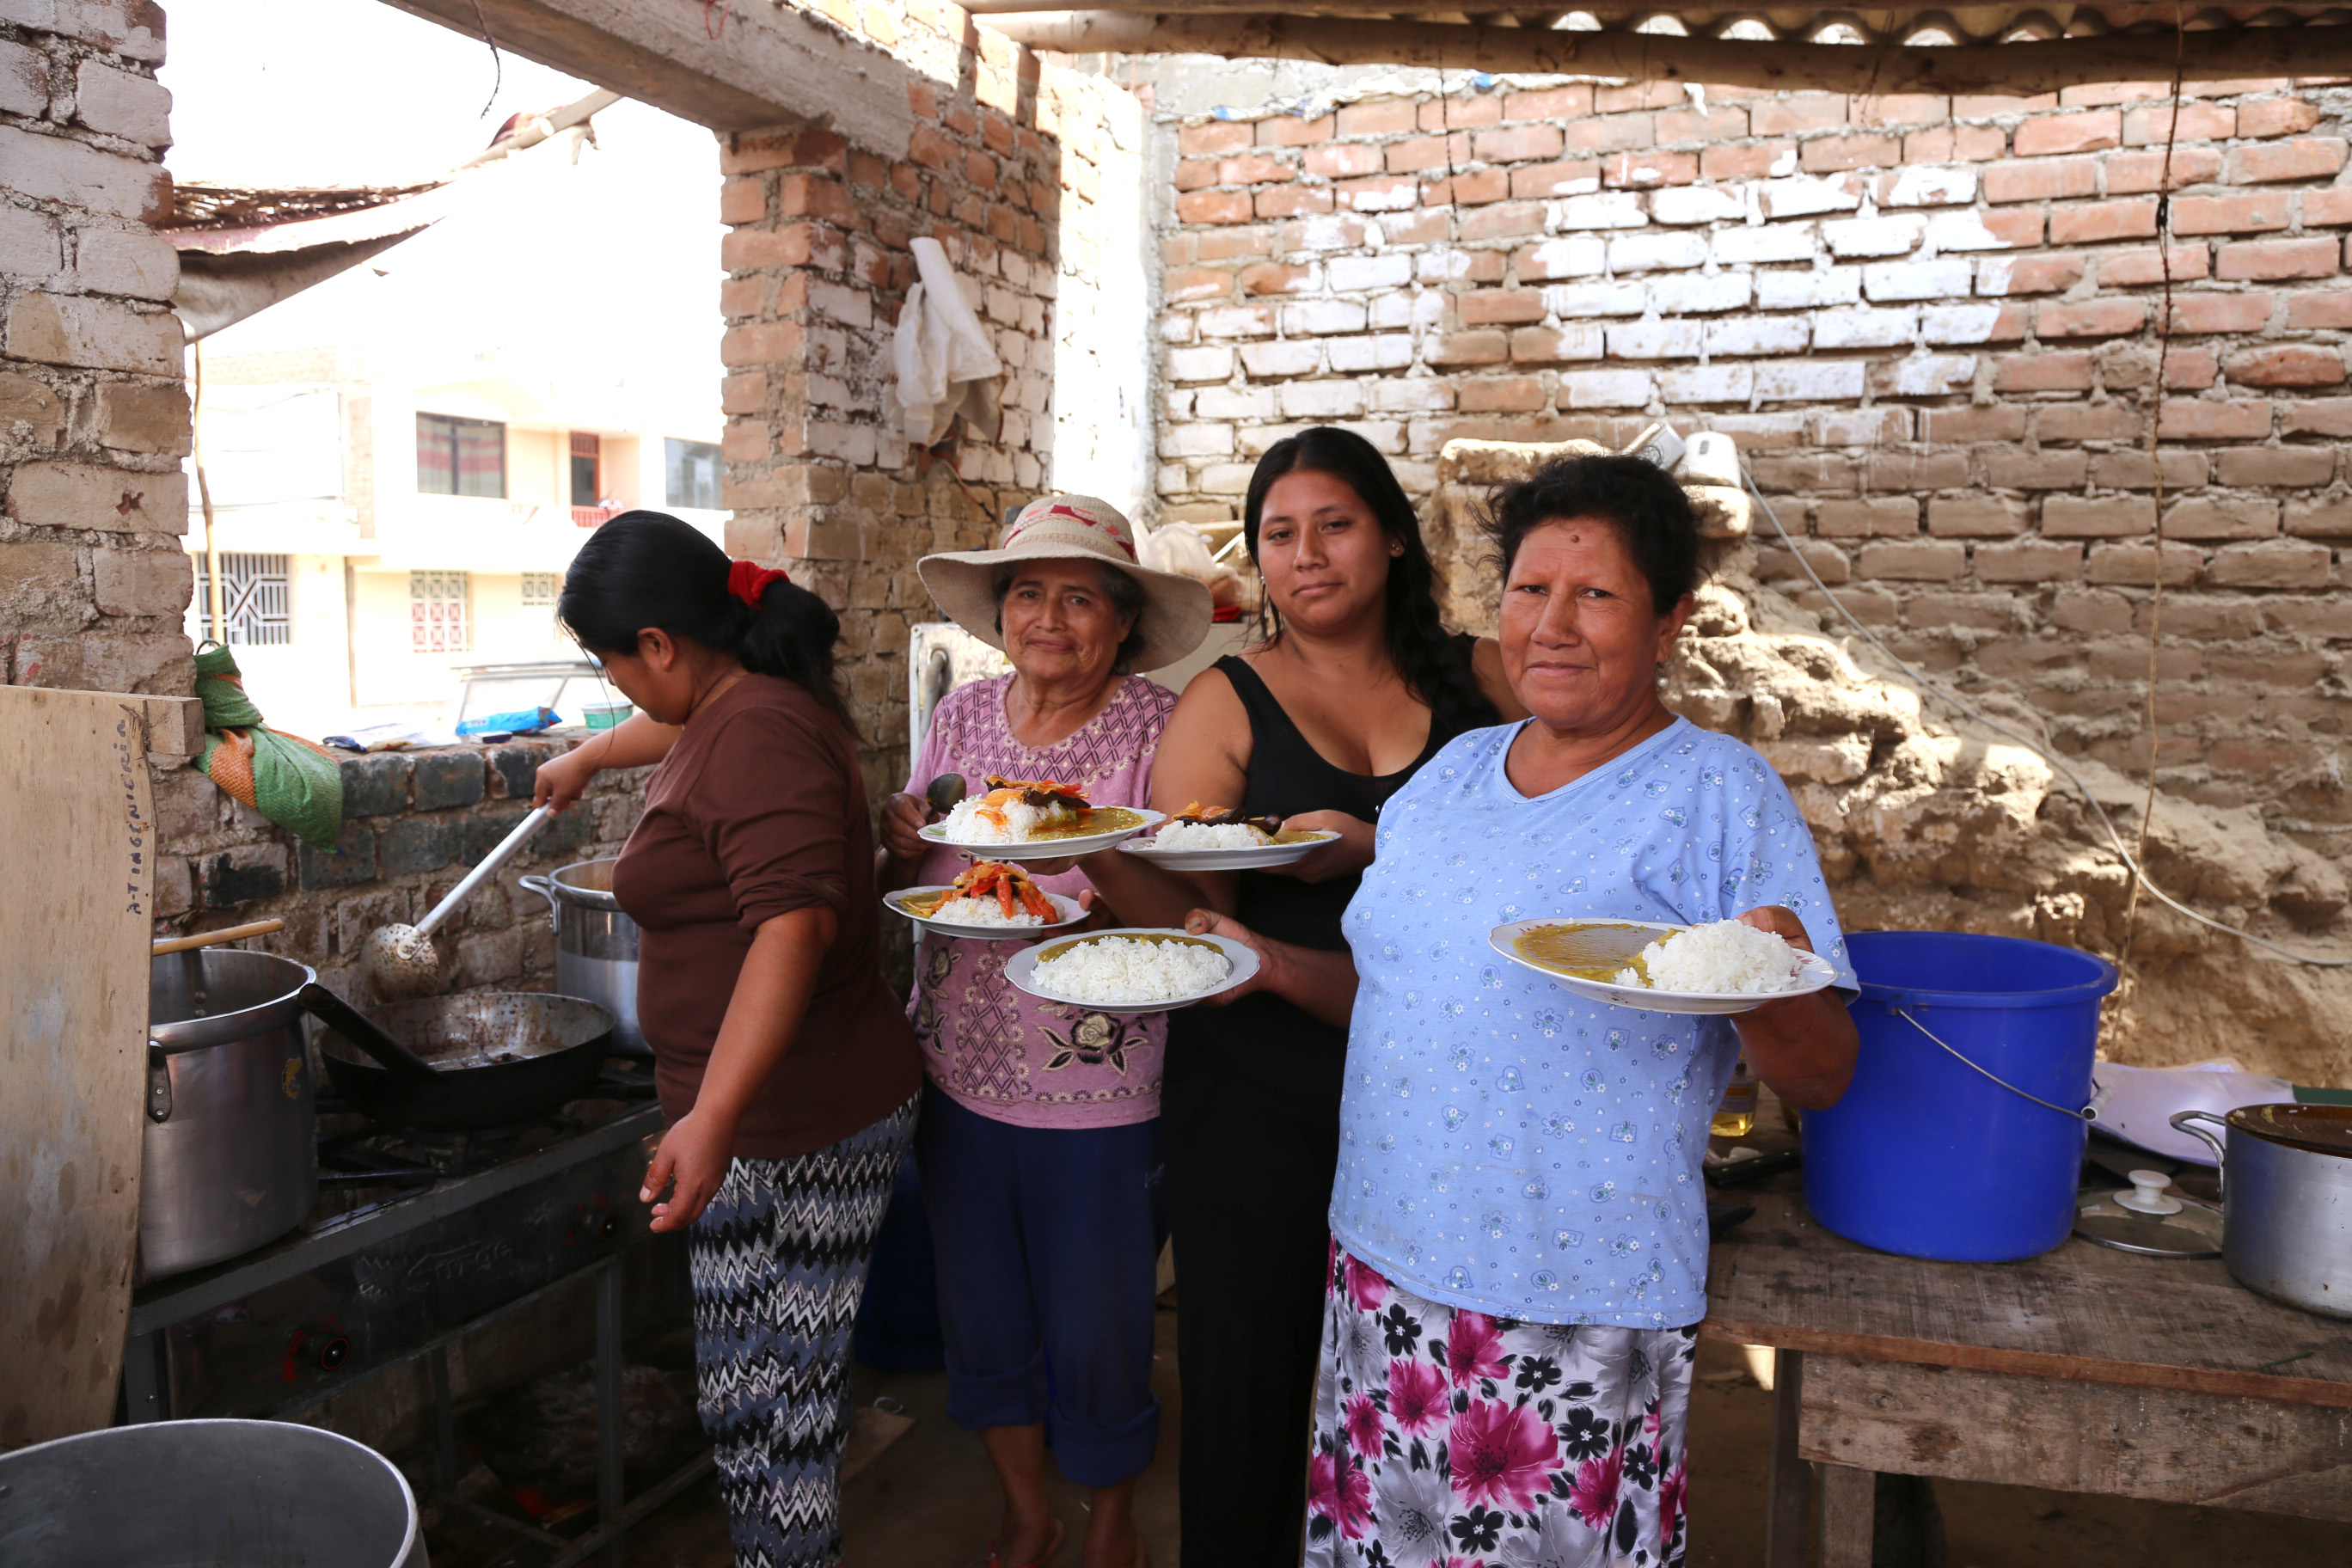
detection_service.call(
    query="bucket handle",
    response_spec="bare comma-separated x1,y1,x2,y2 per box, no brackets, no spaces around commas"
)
1893,1006,2098,1124
517,873,560,933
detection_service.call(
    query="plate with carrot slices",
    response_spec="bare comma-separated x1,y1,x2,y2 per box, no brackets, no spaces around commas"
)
888,861,1089,940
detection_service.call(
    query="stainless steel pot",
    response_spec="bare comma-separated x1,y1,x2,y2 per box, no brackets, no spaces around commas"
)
520,857,647,1056
144,948,318,1280
0,1417,425,1567
2173,1103,2352,1319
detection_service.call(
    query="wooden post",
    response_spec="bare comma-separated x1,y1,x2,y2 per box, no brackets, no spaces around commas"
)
1766,1348,1809,1568
1818,1463,1877,1568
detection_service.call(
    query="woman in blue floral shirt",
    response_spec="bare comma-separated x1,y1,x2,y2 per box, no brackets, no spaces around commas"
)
1191,455,1858,1567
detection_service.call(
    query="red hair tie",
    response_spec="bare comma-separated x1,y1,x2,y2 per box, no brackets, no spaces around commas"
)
727,558,789,608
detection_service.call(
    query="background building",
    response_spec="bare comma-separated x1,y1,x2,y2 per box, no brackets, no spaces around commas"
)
163,21,723,734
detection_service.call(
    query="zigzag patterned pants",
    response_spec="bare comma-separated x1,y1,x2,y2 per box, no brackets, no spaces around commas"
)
688,1097,918,1568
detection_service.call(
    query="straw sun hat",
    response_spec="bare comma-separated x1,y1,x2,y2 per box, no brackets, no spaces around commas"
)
916,494,1214,673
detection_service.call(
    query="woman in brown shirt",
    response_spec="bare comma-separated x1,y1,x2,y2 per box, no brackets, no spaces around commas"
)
536,511,920,1568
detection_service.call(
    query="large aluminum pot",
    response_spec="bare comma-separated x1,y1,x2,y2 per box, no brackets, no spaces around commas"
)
2174,1103,2352,1319
144,948,317,1280
520,857,647,1056
0,1417,425,1567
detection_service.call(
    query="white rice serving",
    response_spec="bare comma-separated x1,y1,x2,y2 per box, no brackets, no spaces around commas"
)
939,796,1050,843
926,895,1044,928
1032,935,1231,1003
1152,820,1272,851
1618,919,1804,994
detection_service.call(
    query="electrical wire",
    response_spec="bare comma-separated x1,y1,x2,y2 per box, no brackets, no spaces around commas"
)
2120,2,2193,965
1743,468,2350,970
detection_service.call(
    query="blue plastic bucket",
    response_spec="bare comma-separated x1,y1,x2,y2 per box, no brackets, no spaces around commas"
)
1800,932,2118,1262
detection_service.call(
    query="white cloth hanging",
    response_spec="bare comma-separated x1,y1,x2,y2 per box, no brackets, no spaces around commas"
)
892,236,1003,446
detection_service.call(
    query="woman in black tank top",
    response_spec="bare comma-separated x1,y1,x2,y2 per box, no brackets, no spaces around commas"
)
1078,429,1519,1568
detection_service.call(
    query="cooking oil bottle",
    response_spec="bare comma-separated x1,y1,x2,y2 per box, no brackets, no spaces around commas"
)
1712,1053,1758,1139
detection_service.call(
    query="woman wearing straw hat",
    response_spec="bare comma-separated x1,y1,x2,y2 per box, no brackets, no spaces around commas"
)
877,493,1211,1568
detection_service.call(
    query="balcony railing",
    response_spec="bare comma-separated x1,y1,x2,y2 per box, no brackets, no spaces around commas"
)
571,505,617,529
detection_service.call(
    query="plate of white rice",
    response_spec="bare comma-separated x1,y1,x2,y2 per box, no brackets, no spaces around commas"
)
1490,916,1838,1015
1120,822,1340,871
920,804,1162,861
1004,928,1259,1014
887,885,1087,940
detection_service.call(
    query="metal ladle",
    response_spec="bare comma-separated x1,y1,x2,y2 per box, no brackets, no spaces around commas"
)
361,805,553,1000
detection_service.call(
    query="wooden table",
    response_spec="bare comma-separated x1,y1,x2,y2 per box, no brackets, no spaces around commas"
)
1700,1165,2352,1567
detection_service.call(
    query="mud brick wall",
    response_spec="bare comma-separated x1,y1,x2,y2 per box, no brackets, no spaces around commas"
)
0,0,190,695
720,2,1148,811
1152,75,2352,833
150,737,646,1006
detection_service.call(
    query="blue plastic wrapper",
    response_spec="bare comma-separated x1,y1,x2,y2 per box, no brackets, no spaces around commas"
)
456,706,560,737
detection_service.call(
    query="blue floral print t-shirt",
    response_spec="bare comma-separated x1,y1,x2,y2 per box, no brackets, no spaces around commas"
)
1332,715,1854,1328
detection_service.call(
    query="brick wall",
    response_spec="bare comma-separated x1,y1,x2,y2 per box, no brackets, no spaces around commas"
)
1153,76,2352,821
0,0,191,695
719,2,1149,808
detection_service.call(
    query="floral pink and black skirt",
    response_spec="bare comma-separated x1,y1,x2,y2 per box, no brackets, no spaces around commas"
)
1305,1246,1694,1568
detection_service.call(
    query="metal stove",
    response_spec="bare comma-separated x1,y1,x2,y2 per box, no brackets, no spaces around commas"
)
122,1060,707,1567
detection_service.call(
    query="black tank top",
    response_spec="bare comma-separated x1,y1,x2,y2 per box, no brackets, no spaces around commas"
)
1166,638,1489,1089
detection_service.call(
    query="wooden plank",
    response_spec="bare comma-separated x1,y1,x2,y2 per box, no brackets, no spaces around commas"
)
377,0,916,142
1799,1354,2352,1523
1817,1463,1876,1568
0,688,160,1449
1701,1185,2352,1411
1765,1350,1810,1568
138,695,204,761
982,11,2352,95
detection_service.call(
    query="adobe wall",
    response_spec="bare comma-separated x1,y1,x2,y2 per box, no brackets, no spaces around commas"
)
0,0,191,695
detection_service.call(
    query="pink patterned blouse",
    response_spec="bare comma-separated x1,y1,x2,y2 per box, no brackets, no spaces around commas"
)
903,673,1176,1129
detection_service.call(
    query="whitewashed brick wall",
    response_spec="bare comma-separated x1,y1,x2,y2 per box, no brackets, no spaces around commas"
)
1153,77,2352,816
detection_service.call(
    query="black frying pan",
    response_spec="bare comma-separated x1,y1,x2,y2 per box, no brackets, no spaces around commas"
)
315,991,617,1130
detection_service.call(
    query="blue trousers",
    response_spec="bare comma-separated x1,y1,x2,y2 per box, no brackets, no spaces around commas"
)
915,1083,1163,1487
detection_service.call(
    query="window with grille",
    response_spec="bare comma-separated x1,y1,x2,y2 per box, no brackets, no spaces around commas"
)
665,438,721,509
520,572,560,608
198,553,292,646
411,570,470,652
416,413,505,498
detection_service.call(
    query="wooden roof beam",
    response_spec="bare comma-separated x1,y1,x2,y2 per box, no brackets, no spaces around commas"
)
982,10,2352,94
376,0,922,144
964,2,2052,14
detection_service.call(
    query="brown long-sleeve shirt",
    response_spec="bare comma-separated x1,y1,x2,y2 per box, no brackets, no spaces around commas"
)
611,673,918,1159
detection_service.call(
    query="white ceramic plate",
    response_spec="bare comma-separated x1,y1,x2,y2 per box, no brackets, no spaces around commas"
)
919,806,1164,862
1489,917,1839,1016
1118,828,1339,872
1002,927,1260,1014
885,885,1087,940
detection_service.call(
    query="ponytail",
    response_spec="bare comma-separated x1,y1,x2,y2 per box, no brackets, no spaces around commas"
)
558,511,849,725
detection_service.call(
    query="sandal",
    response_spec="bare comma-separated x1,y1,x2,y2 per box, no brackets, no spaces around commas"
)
983,1518,1066,1568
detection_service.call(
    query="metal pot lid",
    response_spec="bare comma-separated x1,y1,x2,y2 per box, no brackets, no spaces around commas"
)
2226,1102,2352,1159
2075,1169,2223,1259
